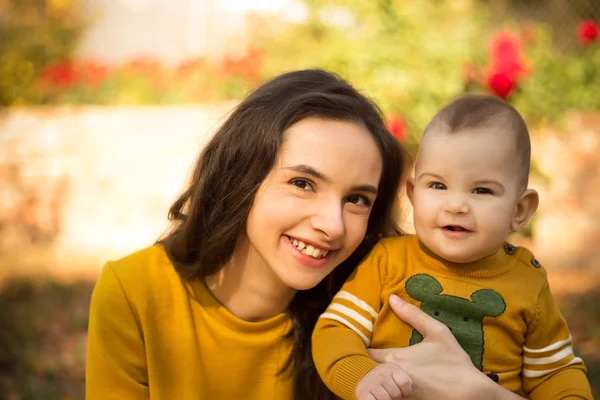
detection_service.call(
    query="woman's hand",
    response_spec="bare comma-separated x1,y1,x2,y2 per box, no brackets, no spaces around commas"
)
367,295,525,400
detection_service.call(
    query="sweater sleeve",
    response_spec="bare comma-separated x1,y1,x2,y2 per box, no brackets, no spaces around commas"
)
312,241,389,400
523,283,592,400
86,262,149,399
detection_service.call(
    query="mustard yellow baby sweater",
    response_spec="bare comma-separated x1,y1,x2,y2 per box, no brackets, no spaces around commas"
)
312,235,592,400
86,245,294,399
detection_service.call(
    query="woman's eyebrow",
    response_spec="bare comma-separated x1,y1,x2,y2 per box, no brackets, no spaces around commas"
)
284,164,378,195
285,164,329,181
354,185,379,195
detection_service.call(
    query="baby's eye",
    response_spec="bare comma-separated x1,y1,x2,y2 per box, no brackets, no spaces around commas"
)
428,182,446,190
472,187,493,195
346,195,371,207
290,179,314,191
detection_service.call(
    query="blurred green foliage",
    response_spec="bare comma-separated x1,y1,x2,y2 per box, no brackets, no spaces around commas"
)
0,0,83,106
254,0,600,146
0,277,93,399
1,0,599,147
255,0,486,149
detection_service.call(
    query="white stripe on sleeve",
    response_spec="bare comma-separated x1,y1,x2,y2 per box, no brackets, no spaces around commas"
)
334,291,378,319
524,345,574,365
328,303,374,332
319,312,371,346
523,335,572,354
522,357,583,378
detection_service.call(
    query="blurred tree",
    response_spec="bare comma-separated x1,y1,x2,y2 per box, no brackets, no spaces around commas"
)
251,0,599,147
484,0,600,51
252,0,492,149
0,0,83,106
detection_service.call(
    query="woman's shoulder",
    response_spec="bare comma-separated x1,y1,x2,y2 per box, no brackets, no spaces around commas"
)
100,244,178,295
90,245,189,341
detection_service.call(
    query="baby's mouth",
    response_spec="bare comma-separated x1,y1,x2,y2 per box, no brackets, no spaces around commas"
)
443,225,471,232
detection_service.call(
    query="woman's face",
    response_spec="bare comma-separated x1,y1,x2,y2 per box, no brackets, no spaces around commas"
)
241,117,383,292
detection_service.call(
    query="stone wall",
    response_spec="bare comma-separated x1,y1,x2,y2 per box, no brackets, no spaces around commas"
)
0,106,598,287
530,113,600,279
0,105,232,276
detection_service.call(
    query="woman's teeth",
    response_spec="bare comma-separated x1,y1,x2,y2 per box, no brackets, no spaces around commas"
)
288,236,329,259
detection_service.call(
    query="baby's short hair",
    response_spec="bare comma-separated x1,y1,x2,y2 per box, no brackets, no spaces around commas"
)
423,94,531,187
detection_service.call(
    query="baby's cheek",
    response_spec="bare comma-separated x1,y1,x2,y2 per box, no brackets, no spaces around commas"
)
414,197,437,220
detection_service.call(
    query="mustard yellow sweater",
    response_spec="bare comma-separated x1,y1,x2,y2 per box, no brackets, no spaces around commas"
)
86,245,294,399
312,235,592,400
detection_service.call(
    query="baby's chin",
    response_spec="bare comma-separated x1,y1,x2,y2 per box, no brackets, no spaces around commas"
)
438,248,497,264
444,254,481,264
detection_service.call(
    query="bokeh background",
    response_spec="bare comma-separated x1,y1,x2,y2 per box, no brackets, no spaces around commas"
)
1,0,599,398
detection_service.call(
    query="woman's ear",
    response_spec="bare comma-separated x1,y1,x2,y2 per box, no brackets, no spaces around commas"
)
407,177,415,206
510,189,539,232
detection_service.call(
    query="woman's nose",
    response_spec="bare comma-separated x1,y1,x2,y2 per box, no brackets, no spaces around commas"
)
311,201,346,240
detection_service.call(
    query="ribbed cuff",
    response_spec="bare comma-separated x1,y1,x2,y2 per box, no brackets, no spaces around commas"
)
333,356,379,400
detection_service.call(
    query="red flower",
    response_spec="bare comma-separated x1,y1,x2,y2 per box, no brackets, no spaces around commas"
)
80,60,110,87
176,58,207,77
125,56,161,72
386,114,407,141
483,30,529,99
577,20,598,47
486,72,516,100
222,47,264,82
39,60,80,88
123,56,166,89
487,30,529,82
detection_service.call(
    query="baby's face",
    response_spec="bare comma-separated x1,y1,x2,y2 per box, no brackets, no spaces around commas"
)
409,127,524,263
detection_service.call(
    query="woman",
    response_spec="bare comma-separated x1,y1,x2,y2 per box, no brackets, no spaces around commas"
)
86,69,525,399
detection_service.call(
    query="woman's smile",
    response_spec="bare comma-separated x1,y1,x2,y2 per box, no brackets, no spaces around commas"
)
284,235,332,268
286,235,332,259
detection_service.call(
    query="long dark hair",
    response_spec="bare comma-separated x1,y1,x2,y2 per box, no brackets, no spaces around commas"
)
160,69,408,399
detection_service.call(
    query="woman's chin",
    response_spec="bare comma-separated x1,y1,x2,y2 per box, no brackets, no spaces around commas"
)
279,271,329,292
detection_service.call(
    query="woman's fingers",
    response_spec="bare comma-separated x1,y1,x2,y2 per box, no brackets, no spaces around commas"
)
388,294,451,339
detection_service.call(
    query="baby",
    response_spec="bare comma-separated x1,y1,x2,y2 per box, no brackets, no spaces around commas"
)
312,95,592,399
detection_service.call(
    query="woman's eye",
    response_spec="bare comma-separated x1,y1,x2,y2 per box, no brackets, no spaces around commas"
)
473,187,493,195
346,195,371,207
428,182,446,190
290,179,314,191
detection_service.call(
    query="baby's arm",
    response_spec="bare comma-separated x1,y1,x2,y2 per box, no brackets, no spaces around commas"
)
523,283,592,400
356,362,412,400
312,241,390,400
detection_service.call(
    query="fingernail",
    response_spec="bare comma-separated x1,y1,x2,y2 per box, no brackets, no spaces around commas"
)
390,294,405,306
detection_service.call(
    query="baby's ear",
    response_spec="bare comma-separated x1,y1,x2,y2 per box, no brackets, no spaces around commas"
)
510,189,539,232
407,177,415,206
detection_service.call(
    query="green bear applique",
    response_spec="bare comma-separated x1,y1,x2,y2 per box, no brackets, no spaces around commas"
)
405,274,506,371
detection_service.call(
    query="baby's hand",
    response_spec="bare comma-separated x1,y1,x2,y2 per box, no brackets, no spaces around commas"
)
355,362,412,400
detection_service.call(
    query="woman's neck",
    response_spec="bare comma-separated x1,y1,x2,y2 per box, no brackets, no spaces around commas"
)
204,239,297,322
